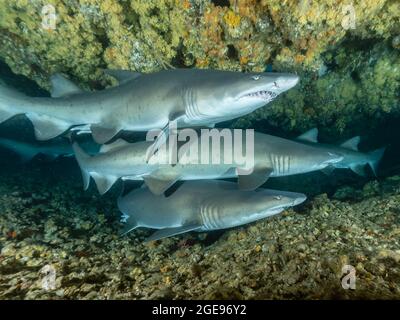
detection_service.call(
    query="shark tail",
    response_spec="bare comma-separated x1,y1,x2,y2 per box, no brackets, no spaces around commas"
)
0,81,73,141
72,142,92,190
367,147,386,176
0,138,38,163
17,149,39,163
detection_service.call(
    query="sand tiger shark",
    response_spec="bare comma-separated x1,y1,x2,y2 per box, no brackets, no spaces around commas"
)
72,130,343,195
118,180,307,242
296,128,386,176
0,69,299,144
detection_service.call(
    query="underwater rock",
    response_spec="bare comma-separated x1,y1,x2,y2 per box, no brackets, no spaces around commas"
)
233,42,400,137
0,1,398,78
0,162,400,299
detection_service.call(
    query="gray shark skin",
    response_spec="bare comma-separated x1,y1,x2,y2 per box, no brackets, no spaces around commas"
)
73,138,234,195
0,136,99,162
0,69,299,144
118,180,307,242
296,128,386,176
72,130,343,195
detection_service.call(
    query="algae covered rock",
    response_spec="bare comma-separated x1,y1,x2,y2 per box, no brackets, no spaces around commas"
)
0,0,187,88
234,41,400,136
0,0,399,137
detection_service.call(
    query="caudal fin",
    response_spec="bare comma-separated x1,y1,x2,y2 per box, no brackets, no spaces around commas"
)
0,138,38,162
368,147,386,176
72,142,91,190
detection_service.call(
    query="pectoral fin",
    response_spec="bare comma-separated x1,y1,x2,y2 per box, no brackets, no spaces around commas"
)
237,167,273,190
145,224,201,242
143,170,181,195
27,113,71,140
120,218,138,236
91,173,119,195
91,124,120,144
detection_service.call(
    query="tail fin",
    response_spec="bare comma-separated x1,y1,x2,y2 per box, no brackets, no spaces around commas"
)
0,138,38,163
0,84,24,123
368,147,386,176
72,142,91,190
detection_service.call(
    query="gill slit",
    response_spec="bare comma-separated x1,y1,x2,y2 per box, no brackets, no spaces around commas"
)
200,202,220,230
184,87,204,121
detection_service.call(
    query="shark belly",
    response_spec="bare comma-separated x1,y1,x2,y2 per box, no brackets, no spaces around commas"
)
176,163,236,180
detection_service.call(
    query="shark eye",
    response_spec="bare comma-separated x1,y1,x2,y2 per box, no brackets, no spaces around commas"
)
252,75,261,80
274,196,282,200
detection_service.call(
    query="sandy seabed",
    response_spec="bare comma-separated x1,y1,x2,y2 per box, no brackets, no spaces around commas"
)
0,159,399,300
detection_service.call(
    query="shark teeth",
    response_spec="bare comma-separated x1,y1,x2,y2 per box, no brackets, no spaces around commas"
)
244,90,277,101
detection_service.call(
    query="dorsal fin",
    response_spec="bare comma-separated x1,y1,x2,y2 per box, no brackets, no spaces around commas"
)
237,166,273,190
340,136,360,151
100,139,130,153
104,69,142,84
50,74,84,98
297,128,319,143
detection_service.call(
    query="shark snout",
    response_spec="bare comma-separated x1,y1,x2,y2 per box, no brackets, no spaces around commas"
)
279,74,299,90
266,190,307,210
292,193,307,206
270,73,299,92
